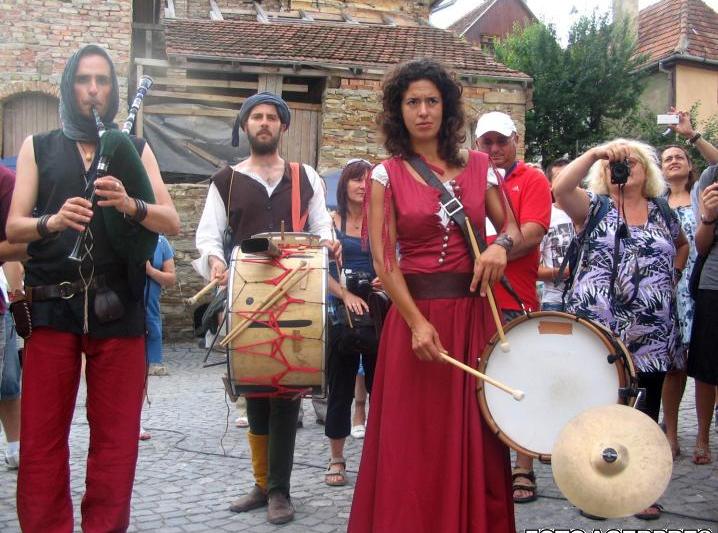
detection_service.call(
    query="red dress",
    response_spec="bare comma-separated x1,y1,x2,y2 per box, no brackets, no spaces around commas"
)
348,151,515,533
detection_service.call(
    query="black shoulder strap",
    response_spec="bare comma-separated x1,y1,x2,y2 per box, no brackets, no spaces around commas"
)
651,196,676,235
559,194,610,301
406,156,525,312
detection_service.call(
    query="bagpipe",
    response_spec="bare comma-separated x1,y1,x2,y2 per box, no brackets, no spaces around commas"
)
69,76,158,271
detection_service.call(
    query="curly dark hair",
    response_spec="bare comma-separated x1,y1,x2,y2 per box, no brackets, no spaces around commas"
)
660,144,696,193
379,58,466,167
337,159,372,220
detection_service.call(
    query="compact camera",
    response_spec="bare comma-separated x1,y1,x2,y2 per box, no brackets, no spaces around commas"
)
610,159,631,185
656,114,680,125
345,270,373,301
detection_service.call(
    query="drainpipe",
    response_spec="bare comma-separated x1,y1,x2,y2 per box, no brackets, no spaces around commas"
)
658,59,675,110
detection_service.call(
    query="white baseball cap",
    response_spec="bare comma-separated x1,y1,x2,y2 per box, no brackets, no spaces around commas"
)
475,111,517,138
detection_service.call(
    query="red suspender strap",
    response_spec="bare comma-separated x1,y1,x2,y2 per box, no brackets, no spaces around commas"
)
290,162,308,231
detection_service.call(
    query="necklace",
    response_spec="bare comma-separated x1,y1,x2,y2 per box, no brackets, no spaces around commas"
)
77,142,95,163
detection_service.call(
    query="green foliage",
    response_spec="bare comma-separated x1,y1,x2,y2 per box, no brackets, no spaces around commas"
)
494,13,647,165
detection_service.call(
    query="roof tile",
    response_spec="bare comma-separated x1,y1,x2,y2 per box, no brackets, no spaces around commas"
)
638,0,718,64
163,18,530,79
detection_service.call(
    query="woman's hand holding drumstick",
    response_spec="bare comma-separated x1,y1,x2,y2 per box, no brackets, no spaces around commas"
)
465,216,510,352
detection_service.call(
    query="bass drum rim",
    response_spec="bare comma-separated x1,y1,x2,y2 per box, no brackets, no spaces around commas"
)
476,310,636,462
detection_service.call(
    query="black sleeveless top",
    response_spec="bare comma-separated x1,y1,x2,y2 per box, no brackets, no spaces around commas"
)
27,129,146,338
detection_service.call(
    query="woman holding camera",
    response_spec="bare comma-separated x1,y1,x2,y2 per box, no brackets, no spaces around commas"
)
348,59,522,532
323,159,378,487
553,139,688,520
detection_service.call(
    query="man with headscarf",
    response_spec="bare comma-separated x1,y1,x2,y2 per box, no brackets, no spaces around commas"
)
8,44,179,532
194,91,336,524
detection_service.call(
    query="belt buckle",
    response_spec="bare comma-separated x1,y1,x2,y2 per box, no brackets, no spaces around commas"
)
440,196,463,218
58,281,75,300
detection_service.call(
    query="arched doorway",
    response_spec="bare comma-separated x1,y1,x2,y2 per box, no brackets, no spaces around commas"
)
2,92,60,157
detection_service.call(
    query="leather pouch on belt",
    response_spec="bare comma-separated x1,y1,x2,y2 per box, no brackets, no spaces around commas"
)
9,298,32,339
93,287,125,323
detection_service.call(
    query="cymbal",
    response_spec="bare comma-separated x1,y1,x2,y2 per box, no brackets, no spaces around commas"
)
551,404,673,518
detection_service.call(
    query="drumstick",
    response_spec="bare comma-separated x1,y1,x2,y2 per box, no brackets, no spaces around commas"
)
465,217,510,352
439,351,524,401
184,279,220,306
220,261,309,346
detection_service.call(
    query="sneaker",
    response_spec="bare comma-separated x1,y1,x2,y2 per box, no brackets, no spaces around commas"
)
5,449,19,470
148,364,168,376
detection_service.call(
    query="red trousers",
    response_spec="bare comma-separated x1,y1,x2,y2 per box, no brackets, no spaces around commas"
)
17,327,146,533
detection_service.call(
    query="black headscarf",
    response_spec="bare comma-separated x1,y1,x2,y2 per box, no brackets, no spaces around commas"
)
59,44,119,142
231,91,291,147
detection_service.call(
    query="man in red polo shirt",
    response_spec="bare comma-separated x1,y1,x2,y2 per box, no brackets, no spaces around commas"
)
475,111,551,505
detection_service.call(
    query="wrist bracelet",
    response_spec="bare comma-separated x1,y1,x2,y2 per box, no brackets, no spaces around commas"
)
494,233,514,253
674,268,683,281
131,198,148,223
688,132,702,144
36,214,56,238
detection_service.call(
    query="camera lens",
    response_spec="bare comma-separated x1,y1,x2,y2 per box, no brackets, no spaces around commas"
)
610,160,630,184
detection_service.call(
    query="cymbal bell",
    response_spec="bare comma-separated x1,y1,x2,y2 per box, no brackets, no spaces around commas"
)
551,404,672,518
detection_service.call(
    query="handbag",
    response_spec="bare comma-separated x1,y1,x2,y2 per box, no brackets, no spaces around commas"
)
367,290,391,339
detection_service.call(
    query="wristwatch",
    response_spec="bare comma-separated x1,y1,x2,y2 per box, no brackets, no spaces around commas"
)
701,212,717,225
688,132,702,144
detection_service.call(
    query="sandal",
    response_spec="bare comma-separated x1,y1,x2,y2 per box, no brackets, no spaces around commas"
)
325,457,347,487
511,467,537,503
692,447,712,465
635,503,663,520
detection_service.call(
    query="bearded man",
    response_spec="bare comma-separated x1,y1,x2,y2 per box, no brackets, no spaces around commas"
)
194,92,336,524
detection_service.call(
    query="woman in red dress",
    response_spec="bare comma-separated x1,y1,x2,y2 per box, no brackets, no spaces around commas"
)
348,59,522,532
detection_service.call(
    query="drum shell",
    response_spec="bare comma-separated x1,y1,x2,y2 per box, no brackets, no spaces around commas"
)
226,232,327,397
476,311,637,462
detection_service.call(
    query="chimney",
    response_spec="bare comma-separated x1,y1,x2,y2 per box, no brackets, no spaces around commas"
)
613,0,639,41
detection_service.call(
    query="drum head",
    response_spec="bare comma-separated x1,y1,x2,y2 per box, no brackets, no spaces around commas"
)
478,312,631,460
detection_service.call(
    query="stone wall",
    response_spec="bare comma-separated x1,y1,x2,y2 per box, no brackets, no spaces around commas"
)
318,84,385,173
0,0,132,115
318,77,529,171
161,183,208,340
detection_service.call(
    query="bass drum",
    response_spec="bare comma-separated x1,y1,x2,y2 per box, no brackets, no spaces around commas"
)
226,232,327,397
476,311,637,462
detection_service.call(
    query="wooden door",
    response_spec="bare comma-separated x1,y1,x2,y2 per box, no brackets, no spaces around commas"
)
2,93,60,157
279,105,320,167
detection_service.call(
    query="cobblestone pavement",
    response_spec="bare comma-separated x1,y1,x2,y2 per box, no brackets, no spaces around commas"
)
1,342,717,532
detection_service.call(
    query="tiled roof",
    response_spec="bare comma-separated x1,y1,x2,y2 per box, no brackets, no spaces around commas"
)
637,0,718,64
163,19,530,80
448,0,493,35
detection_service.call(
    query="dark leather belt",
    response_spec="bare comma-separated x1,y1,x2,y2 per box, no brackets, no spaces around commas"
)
27,274,109,302
404,272,477,300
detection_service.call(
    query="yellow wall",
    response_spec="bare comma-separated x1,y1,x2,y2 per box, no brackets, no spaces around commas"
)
675,63,718,125
639,70,671,115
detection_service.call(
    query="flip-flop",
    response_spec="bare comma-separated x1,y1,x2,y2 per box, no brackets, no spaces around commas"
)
350,424,366,439
692,447,712,465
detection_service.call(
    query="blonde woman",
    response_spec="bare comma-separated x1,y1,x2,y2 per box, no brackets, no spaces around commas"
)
553,139,688,520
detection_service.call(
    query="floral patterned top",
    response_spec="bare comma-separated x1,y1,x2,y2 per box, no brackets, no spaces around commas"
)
673,204,697,356
566,192,683,373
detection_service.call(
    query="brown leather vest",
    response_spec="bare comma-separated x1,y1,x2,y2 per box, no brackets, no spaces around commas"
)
211,162,313,246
